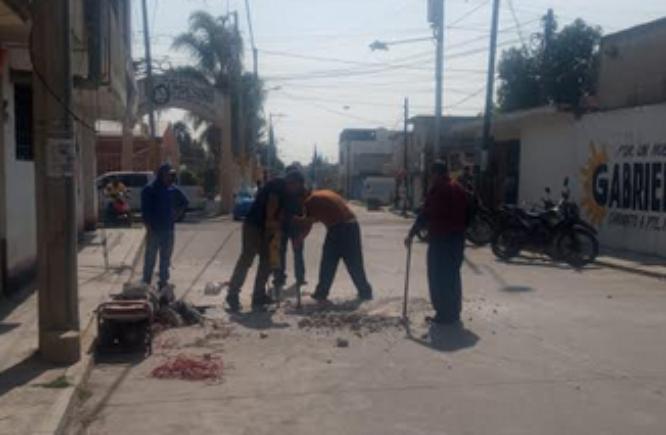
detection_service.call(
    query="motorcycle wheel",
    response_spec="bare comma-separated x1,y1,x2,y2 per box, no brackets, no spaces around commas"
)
557,229,599,268
492,227,524,260
416,227,429,242
466,213,494,246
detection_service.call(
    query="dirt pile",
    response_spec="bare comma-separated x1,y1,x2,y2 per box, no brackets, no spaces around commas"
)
297,312,402,336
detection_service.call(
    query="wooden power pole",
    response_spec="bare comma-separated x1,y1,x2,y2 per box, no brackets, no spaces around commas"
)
481,0,501,204
32,0,80,364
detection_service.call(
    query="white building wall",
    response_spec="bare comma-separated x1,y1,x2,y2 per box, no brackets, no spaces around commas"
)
3,56,37,274
519,104,666,256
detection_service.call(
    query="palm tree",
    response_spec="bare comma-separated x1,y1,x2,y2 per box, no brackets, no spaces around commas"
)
172,11,265,171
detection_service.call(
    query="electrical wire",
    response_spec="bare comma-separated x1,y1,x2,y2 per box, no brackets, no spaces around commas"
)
28,25,97,133
506,0,527,46
448,0,492,28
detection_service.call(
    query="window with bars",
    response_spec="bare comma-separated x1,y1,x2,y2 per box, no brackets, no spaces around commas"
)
14,82,33,161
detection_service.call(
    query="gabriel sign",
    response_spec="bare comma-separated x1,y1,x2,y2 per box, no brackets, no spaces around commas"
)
581,142,666,232
136,73,226,123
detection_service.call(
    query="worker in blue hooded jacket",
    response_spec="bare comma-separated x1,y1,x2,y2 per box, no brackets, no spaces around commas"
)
141,163,188,289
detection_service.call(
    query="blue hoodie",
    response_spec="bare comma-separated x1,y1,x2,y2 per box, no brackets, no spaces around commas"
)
141,164,189,232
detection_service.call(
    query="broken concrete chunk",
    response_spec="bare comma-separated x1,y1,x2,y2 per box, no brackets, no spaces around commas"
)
336,338,349,348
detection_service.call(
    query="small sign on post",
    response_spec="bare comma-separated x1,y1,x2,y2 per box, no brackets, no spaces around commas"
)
47,138,76,178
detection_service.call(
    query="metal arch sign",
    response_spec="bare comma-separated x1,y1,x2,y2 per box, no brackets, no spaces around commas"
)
136,72,226,123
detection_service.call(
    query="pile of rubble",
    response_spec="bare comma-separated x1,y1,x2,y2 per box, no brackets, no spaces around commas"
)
297,311,402,336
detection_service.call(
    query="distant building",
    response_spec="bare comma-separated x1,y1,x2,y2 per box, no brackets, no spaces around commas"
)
597,17,666,110
96,122,180,176
338,128,401,199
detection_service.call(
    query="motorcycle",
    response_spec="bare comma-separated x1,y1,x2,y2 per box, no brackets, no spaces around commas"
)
491,178,598,267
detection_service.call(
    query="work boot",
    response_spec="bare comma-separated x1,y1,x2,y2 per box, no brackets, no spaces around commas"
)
357,290,373,301
310,291,328,303
251,293,275,311
426,314,461,326
225,292,241,313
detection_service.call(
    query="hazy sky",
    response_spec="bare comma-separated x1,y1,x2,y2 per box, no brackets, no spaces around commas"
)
132,0,666,164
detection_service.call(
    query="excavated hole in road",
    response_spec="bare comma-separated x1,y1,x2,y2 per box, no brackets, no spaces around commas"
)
297,312,402,336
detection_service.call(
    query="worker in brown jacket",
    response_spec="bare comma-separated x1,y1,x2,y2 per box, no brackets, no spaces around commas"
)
295,190,373,302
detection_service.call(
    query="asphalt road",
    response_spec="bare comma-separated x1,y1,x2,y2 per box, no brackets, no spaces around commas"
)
68,207,666,435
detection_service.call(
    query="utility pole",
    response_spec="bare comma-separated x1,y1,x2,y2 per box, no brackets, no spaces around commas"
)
481,0,501,203
32,0,80,363
244,0,259,182
141,0,158,166
432,0,445,157
312,145,318,189
244,0,258,77
267,115,275,177
425,0,445,200
402,97,410,216
232,11,246,180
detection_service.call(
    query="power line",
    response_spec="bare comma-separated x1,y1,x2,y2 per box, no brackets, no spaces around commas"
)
446,85,487,109
259,48,434,69
449,0,492,27
506,0,527,46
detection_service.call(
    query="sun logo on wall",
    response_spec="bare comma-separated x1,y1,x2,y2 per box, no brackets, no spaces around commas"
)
580,142,609,227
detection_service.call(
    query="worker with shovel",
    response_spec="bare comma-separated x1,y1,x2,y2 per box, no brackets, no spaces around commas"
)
295,189,373,303
405,161,469,325
225,170,306,312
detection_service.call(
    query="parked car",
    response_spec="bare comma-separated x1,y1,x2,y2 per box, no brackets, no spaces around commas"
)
362,176,394,205
176,177,207,212
232,188,256,221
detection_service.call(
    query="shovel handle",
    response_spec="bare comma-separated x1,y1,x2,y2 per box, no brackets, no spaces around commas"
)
402,242,412,320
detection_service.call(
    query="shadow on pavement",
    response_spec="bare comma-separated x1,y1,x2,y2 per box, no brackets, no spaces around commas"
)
228,311,290,330
0,352,54,397
505,256,601,271
406,322,480,353
0,280,36,323
500,285,534,293
0,322,21,335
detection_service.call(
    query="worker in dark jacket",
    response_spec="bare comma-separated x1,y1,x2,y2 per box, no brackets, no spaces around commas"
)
405,161,469,325
141,163,188,289
226,170,305,312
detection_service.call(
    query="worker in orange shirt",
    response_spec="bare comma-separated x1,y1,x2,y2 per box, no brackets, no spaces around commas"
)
295,190,373,302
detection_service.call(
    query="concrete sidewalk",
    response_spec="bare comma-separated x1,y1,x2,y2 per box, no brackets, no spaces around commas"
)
0,228,145,435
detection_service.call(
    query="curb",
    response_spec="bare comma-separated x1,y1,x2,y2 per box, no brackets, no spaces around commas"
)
35,315,97,435
595,259,666,281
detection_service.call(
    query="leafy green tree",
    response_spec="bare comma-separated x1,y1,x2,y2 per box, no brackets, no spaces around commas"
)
173,121,207,175
497,9,602,111
172,11,265,163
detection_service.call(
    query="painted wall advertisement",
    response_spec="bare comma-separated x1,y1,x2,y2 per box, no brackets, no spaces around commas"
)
581,140,666,245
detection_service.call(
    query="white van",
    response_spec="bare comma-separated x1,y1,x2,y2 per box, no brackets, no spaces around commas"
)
362,177,395,205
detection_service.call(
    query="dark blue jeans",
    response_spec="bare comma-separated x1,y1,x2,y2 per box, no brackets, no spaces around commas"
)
143,229,175,287
315,221,372,298
275,226,305,286
427,233,465,322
